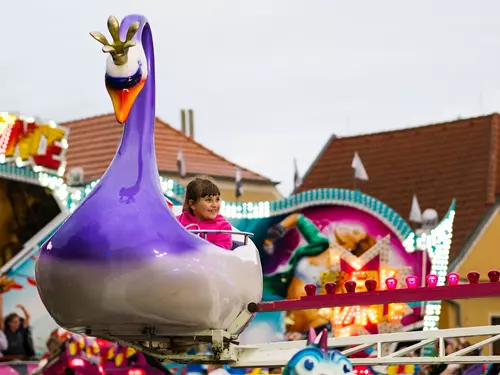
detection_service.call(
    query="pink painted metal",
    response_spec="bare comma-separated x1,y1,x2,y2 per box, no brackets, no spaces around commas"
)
256,276,500,313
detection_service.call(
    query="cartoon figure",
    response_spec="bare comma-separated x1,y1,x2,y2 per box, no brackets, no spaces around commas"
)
283,328,353,375
263,213,377,332
333,226,376,258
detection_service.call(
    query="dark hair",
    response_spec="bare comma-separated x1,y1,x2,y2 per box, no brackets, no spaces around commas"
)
183,176,220,213
4,313,20,331
46,335,60,348
50,328,60,337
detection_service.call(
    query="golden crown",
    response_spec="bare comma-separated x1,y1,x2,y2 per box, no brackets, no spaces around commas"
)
90,16,140,66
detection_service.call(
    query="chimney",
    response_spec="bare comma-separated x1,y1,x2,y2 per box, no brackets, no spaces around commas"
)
180,109,187,134
188,109,194,140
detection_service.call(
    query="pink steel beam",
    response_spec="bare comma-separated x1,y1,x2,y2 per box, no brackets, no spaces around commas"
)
255,271,500,313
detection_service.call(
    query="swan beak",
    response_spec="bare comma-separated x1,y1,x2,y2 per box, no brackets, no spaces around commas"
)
106,79,146,124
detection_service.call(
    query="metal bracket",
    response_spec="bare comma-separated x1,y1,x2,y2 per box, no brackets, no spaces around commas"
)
92,308,255,364
226,308,255,336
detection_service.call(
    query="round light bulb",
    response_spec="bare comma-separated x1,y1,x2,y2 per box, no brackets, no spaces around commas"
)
405,275,419,288
385,277,398,290
467,271,480,284
365,279,377,292
488,270,500,283
446,272,459,286
304,284,317,296
426,274,438,287
324,282,337,295
344,280,357,293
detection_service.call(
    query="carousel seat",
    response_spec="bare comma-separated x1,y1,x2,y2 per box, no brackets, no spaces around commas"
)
231,240,244,250
36,219,262,343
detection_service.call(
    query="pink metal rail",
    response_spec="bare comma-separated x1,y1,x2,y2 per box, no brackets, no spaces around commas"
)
251,270,500,313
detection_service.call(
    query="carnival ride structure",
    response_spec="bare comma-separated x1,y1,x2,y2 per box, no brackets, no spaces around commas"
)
33,332,170,375
32,333,103,375
0,361,38,375
30,13,500,370
0,111,66,268
281,328,354,375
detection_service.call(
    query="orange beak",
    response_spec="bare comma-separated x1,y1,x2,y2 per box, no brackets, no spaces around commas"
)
106,79,146,124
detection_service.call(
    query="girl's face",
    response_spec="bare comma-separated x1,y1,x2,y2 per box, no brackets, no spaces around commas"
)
190,195,221,220
7,316,20,331
47,340,60,354
445,340,457,354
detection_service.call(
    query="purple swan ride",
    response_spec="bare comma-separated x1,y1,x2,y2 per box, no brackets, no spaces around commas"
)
34,14,262,354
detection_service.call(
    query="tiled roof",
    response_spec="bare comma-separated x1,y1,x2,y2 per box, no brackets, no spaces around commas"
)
62,114,273,183
297,114,500,262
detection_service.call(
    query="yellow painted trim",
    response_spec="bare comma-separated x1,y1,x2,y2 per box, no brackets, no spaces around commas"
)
451,205,499,273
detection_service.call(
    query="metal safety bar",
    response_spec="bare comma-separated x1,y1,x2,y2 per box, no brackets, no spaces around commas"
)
188,230,254,245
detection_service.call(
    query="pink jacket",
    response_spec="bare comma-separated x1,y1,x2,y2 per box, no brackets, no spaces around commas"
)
177,211,233,250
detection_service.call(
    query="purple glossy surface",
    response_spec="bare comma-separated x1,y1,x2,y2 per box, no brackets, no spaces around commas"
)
36,15,208,264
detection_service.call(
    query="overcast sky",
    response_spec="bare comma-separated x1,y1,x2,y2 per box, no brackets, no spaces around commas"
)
3,1,500,195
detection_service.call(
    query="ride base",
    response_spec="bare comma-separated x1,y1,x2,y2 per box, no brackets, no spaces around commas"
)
85,270,500,367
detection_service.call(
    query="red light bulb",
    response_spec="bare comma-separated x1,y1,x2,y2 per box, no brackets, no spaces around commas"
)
324,282,337,294
304,284,317,296
426,274,438,287
405,275,419,288
488,270,500,283
70,358,85,367
385,277,398,290
467,271,480,284
344,280,357,293
365,279,377,292
446,272,459,286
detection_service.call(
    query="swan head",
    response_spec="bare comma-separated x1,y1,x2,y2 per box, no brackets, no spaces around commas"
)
90,16,148,124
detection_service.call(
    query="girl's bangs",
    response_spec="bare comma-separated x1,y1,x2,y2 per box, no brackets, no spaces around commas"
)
200,183,220,198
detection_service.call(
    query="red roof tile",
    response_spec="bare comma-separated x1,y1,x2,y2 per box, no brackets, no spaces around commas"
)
297,114,500,261
62,114,273,183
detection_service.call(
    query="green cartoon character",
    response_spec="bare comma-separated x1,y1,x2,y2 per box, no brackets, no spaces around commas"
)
263,213,376,333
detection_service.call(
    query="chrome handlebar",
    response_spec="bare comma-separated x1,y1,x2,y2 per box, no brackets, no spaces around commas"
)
188,230,254,245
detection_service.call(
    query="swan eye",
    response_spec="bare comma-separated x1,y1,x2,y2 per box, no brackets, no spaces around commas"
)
105,64,143,90
304,359,315,371
343,364,351,373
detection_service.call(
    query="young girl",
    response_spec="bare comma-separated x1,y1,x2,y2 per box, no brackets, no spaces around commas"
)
177,176,233,250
